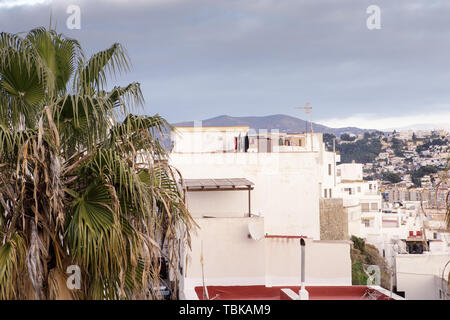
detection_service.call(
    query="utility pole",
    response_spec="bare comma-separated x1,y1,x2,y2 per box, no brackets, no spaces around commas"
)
294,103,313,151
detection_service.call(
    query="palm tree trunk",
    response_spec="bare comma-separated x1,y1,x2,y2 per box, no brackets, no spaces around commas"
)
26,220,47,299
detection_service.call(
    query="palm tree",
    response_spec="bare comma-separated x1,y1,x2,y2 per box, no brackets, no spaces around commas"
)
0,27,194,299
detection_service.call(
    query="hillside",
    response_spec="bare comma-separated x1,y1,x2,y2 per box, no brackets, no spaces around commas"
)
173,114,375,137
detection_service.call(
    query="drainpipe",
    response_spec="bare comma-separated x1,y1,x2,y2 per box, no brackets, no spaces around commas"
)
333,138,336,187
299,238,309,300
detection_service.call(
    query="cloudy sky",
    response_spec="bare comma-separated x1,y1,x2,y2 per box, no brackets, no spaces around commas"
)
1,0,450,129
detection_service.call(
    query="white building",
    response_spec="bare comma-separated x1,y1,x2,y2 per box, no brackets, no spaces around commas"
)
333,163,382,239
395,253,449,300
170,127,353,299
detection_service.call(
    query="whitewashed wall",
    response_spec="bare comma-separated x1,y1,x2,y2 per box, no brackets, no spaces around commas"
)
181,217,352,299
171,152,322,238
395,253,450,300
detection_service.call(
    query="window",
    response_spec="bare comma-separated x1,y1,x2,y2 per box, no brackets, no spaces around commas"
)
357,187,361,193
329,188,332,198
371,203,378,211
328,164,332,175
324,189,328,198
361,203,370,212
369,184,373,190
337,169,341,177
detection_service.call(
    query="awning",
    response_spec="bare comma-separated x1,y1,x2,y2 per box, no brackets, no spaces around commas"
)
182,178,254,192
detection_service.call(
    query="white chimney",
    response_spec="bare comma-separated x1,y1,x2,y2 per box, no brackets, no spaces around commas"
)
298,238,309,300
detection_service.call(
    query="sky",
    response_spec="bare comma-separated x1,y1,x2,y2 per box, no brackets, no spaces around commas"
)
1,0,450,130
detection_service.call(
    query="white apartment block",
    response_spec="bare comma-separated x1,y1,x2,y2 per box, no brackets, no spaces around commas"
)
169,126,352,299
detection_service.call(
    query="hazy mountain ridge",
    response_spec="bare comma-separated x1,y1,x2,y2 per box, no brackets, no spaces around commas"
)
173,114,377,137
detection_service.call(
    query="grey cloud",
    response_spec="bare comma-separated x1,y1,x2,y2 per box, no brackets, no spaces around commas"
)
1,0,450,124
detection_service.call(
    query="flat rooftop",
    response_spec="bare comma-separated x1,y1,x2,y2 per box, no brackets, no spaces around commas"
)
195,285,402,300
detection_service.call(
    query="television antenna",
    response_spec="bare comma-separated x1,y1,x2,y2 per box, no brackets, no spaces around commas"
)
294,102,313,150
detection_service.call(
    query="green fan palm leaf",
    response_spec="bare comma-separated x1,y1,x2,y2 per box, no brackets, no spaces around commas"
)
0,27,193,300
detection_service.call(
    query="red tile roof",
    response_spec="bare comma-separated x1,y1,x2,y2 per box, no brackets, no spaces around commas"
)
195,285,395,300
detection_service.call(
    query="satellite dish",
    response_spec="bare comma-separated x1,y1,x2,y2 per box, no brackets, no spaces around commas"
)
248,220,263,241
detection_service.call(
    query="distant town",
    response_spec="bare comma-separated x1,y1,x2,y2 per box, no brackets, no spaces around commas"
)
325,129,449,209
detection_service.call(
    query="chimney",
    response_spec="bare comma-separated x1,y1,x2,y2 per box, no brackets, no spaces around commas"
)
299,238,309,300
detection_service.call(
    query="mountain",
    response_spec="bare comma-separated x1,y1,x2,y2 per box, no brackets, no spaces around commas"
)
173,114,376,137
387,123,450,132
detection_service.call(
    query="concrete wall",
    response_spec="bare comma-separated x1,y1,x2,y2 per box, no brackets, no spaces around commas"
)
395,253,450,299
319,198,348,240
181,217,352,298
172,126,249,153
171,152,322,238
264,238,352,286
337,163,363,181
186,190,250,218
183,217,266,291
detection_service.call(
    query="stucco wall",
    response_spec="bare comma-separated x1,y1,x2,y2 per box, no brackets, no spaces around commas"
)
171,152,322,238
395,253,450,299
182,217,352,298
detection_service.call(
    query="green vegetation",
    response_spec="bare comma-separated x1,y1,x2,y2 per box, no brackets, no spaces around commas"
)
391,138,405,157
416,138,448,153
352,261,368,285
337,136,382,163
350,236,391,289
323,133,336,151
411,165,439,187
382,172,402,184
0,28,194,299
340,133,356,141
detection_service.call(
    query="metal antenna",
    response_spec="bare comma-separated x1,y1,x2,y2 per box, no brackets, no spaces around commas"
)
294,103,313,150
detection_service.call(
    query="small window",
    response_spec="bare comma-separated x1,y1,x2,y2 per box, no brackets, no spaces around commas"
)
329,188,332,198
328,164,332,175
337,169,341,177
357,187,361,193
324,189,328,198
361,203,370,212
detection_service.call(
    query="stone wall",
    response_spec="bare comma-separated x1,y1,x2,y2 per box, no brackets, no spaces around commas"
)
320,198,348,240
